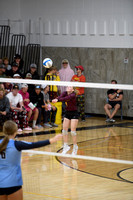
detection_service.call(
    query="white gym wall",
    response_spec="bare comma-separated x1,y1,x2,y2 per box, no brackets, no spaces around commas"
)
0,0,133,48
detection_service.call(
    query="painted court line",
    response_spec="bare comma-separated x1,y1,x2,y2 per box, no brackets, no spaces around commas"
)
23,150,133,165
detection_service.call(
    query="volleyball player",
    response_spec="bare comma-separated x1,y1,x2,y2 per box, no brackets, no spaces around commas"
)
52,86,79,155
0,120,62,200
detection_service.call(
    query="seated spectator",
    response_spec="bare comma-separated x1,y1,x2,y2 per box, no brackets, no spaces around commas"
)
6,62,22,77
45,66,60,100
42,85,58,127
0,88,10,126
14,54,24,73
0,58,2,65
0,83,5,89
30,85,44,128
25,73,35,96
6,84,32,132
19,84,39,129
3,57,11,71
4,80,13,95
13,73,22,89
0,64,6,78
104,80,123,123
72,65,86,121
26,63,40,80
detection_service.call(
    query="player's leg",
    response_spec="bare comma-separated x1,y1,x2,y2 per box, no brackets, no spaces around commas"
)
62,118,70,154
110,104,120,119
8,188,23,200
71,119,79,155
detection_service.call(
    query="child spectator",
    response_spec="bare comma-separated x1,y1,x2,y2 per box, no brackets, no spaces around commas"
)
19,84,39,129
45,66,60,100
0,88,10,126
42,85,58,128
30,85,44,128
3,57,11,71
6,84,32,132
26,63,40,80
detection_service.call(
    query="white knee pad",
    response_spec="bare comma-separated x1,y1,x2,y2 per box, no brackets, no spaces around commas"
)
62,130,68,135
71,131,77,136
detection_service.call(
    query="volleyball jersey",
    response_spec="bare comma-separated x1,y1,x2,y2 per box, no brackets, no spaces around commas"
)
0,139,50,188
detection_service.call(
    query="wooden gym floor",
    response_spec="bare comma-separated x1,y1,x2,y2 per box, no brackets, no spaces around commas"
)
0,117,133,200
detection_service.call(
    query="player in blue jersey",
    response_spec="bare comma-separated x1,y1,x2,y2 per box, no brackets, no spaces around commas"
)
0,120,62,200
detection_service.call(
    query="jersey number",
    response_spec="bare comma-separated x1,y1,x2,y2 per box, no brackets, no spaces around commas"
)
1,152,6,159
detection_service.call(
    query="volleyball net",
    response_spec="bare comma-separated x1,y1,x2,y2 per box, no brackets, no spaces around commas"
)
0,77,133,166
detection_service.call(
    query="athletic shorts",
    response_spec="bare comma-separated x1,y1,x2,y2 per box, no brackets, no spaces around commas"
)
0,186,22,195
65,110,79,120
108,101,122,109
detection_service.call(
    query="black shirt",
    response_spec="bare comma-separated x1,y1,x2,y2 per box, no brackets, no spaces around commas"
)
30,91,44,108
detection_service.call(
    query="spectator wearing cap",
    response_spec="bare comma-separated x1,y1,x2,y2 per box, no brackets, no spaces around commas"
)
30,85,44,128
3,57,11,71
14,54,24,73
25,63,40,80
19,84,39,129
0,64,6,78
6,62,22,77
13,73,22,90
72,65,86,121
42,85,58,127
25,73,35,96
6,84,32,132
0,88,11,127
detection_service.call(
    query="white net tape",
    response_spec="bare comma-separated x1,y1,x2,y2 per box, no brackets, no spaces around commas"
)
0,78,133,90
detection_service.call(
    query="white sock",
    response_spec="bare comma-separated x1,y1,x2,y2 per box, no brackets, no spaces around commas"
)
32,120,36,128
64,142,68,146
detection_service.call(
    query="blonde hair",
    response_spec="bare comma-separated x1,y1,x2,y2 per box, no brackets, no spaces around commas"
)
0,121,17,153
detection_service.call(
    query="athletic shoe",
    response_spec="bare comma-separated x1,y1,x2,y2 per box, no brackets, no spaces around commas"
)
81,118,85,122
51,122,58,127
18,128,22,132
72,145,78,155
62,144,70,154
32,125,40,129
105,118,111,122
37,124,43,128
44,123,52,128
110,118,115,123
23,127,32,131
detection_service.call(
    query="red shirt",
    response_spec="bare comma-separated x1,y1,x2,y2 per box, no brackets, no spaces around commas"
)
58,91,77,111
71,74,86,95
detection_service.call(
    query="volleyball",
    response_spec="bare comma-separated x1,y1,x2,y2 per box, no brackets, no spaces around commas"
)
43,58,53,68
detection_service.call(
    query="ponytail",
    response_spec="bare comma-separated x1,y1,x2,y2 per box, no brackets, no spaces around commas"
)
0,120,17,153
0,135,9,153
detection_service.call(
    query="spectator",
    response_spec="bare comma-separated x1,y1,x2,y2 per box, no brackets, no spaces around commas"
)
25,73,35,96
0,83,5,90
26,63,40,80
72,65,86,121
6,84,32,132
59,59,74,93
104,80,123,122
0,65,6,78
0,88,10,126
19,84,39,129
45,66,60,100
13,74,22,90
14,54,24,73
42,85,58,128
59,59,74,117
3,57,11,71
0,58,3,65
6,62,21,77
30,85,44,128
4,80,13,95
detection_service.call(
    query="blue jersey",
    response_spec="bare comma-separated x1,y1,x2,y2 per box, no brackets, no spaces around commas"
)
0,138,50,188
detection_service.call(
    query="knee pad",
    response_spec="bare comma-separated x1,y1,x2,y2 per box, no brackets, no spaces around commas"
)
62,130,68,135
71,131,77,136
